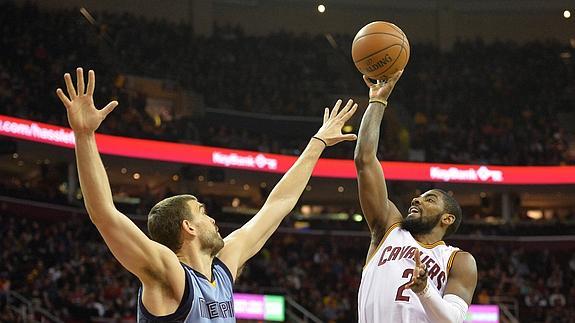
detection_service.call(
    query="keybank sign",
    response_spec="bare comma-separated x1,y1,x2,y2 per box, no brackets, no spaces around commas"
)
212,152,278,170
430,166,503,183
2,114,574,185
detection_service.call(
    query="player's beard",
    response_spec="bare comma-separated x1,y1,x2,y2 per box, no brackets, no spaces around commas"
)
401,210,443,235
199,230,225,257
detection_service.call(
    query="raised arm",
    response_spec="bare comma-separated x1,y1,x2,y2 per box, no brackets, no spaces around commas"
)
56,69,184,306
354,71,404,259
218,99,358,279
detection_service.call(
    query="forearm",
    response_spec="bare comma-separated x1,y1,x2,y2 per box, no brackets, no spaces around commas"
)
417,288,468,323
265,138,324,210
230,138,325,260
354,102,386,159
74,133,117,221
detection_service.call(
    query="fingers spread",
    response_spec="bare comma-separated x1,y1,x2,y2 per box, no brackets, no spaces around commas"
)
323,107,329,124
87,70,95,96
329,99,342,119
336,99,353,118
64,73,77,98
415,250,421,266
341,103,358,122
100,100,119,117
56,88,71,108
76,67,85,96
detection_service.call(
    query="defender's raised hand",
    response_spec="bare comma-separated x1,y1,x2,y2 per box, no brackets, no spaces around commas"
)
56,68,118,135
363,70,403,103
314,99,358,146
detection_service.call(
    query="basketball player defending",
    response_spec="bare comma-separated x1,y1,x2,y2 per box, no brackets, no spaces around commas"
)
56,68,358,322
354,71,477,323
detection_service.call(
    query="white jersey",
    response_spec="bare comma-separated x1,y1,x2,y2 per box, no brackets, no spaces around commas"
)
358,223,461,323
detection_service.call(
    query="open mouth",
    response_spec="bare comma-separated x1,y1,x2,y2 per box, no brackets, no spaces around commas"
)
408,206,421,216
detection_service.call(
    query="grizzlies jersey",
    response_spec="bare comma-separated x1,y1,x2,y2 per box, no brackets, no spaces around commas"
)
137,258,236,322
358,223,461,323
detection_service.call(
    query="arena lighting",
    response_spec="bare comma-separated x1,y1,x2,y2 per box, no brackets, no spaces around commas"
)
564,10,571,18
464,305,499,323
233,293,285,321
2,114,575,185
352,214,363,222
317,4,326,13
232,197,240,208
526,210,544,220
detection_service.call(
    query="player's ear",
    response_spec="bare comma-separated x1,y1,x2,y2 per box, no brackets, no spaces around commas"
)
182,219,197,237
441,213,455,226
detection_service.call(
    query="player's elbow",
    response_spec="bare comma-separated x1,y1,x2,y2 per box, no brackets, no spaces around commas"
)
354,150,374,169
86,205,119,226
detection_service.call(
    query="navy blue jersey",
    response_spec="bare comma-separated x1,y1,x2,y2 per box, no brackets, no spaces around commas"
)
137,258,235,322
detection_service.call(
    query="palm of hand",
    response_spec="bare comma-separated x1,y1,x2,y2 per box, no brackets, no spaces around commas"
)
363,70,403,101
56,68,118,135
370,85,390,100
67,96,103,133
314,99,358,146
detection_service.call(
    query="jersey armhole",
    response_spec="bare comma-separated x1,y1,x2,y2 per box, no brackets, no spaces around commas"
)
138,266,193,320
447,250,461,277
214,257,235,284
364,222,402,267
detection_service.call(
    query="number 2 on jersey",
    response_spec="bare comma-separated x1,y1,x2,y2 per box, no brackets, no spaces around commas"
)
395,269,414,301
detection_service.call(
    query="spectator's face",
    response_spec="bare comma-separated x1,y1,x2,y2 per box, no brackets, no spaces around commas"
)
188,201,224,256
401,190,446,235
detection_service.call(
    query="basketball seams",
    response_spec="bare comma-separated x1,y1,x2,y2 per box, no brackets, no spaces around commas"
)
353,32,404,44
375,28,406,78
385,22,404,36
352,21,410,80
353,43,402,64
372,45,404,79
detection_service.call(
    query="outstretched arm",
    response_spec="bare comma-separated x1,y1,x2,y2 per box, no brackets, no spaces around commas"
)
56,69,184,313
354,71,404,261
218,99,358,280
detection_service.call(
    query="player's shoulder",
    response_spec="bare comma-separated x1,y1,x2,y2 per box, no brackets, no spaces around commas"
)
451,251,477,273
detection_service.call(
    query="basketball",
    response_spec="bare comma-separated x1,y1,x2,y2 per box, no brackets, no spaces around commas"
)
351,21,410,80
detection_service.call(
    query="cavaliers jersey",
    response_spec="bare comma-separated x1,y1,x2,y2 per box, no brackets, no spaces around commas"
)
358,223,461,323
137,258,236,322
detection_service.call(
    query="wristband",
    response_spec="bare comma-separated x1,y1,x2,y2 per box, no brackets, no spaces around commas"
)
369,98,388,106
415,281,430,297
312,136,327,147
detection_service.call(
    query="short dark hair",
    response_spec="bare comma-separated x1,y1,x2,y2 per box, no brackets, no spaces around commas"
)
147,194,197,253
435,189,462,237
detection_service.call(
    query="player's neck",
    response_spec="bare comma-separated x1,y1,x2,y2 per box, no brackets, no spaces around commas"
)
412,228,444,245
177,245,215,281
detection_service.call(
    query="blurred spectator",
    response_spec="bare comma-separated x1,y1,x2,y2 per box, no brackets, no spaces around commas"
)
1,210,574,322
1,2,573,166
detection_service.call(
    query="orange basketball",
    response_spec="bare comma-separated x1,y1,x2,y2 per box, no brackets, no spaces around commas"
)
352,21,410,80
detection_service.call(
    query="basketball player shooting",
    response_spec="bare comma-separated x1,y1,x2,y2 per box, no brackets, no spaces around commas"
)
56,68,358,321
354,71,477,323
